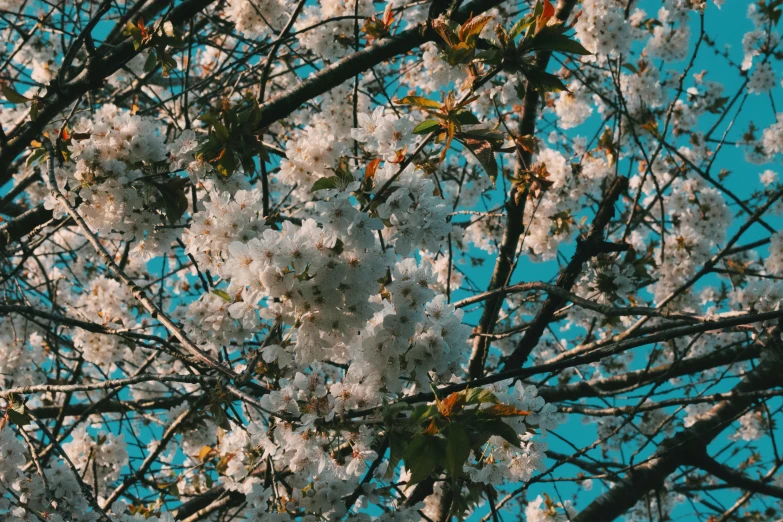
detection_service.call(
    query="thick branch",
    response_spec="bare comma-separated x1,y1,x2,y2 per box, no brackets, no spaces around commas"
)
467,0,579,379
538,341,761,402
346,307,783,419
0,0,217,187
572,340,783,522
30,397,188,420
254,0,506,130
502,175,629,370
41,138,238,380
0,205,57,250
688,453,783,500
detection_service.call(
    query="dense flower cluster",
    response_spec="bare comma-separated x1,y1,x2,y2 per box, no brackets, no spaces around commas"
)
42,105,183,259
225,0,292,40
574,0,638,58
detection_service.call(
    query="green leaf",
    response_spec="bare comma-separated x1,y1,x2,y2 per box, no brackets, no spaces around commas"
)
311,158,355,192
332,156,355,185
239,147,257,175
153,177,190,224
386,433,408,479
215,148,237,177
212,289,231,301
30,99,39,121
209,402,231,431
409,403,438,425
1,82,31,104
311,176,340,192
198,110,221,127
446,41,473,66
525,29,592,55
202,113,230,142
413,119,441,135
465,388,498,405
6,397,31,427
143,51,158,73
478,419,521,448
474,47,502,66
522,69,568,94
158,48,177,76
403,435,445,487
458,123,505,142
404,437,435,487
622,63,638,74
462,138,498,184
509,14,535,39
453,111,481,126
25,147,47,168
445,423,470,478
123,21,142,42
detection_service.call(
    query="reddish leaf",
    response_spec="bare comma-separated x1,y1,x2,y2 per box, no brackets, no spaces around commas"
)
483,403,531,417
437,391,466,419
365,158,381,179
536,0,556,33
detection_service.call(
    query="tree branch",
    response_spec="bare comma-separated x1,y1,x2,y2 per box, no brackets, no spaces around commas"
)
572,339,783,522
467,0,579,379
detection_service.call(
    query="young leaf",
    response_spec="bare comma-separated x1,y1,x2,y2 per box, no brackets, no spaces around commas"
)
458,14,493,44
5,395,31,427
465,388,499,405
462,138,498,183
212,289,232,301
25,147,47,168
535,0,556,33
515,134,539,154
480,403,531,418
396,96,442,109
441,120,456,162
509,14,535,39
365,157,381,179
446,41,474,66
0,82,31,104
437,391,467,419
198,446,214,461
431,17,459,47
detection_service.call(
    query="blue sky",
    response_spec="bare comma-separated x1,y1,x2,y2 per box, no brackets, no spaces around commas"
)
3,1,781,519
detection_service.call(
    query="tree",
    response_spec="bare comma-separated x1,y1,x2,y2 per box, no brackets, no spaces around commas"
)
0,0,782,520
